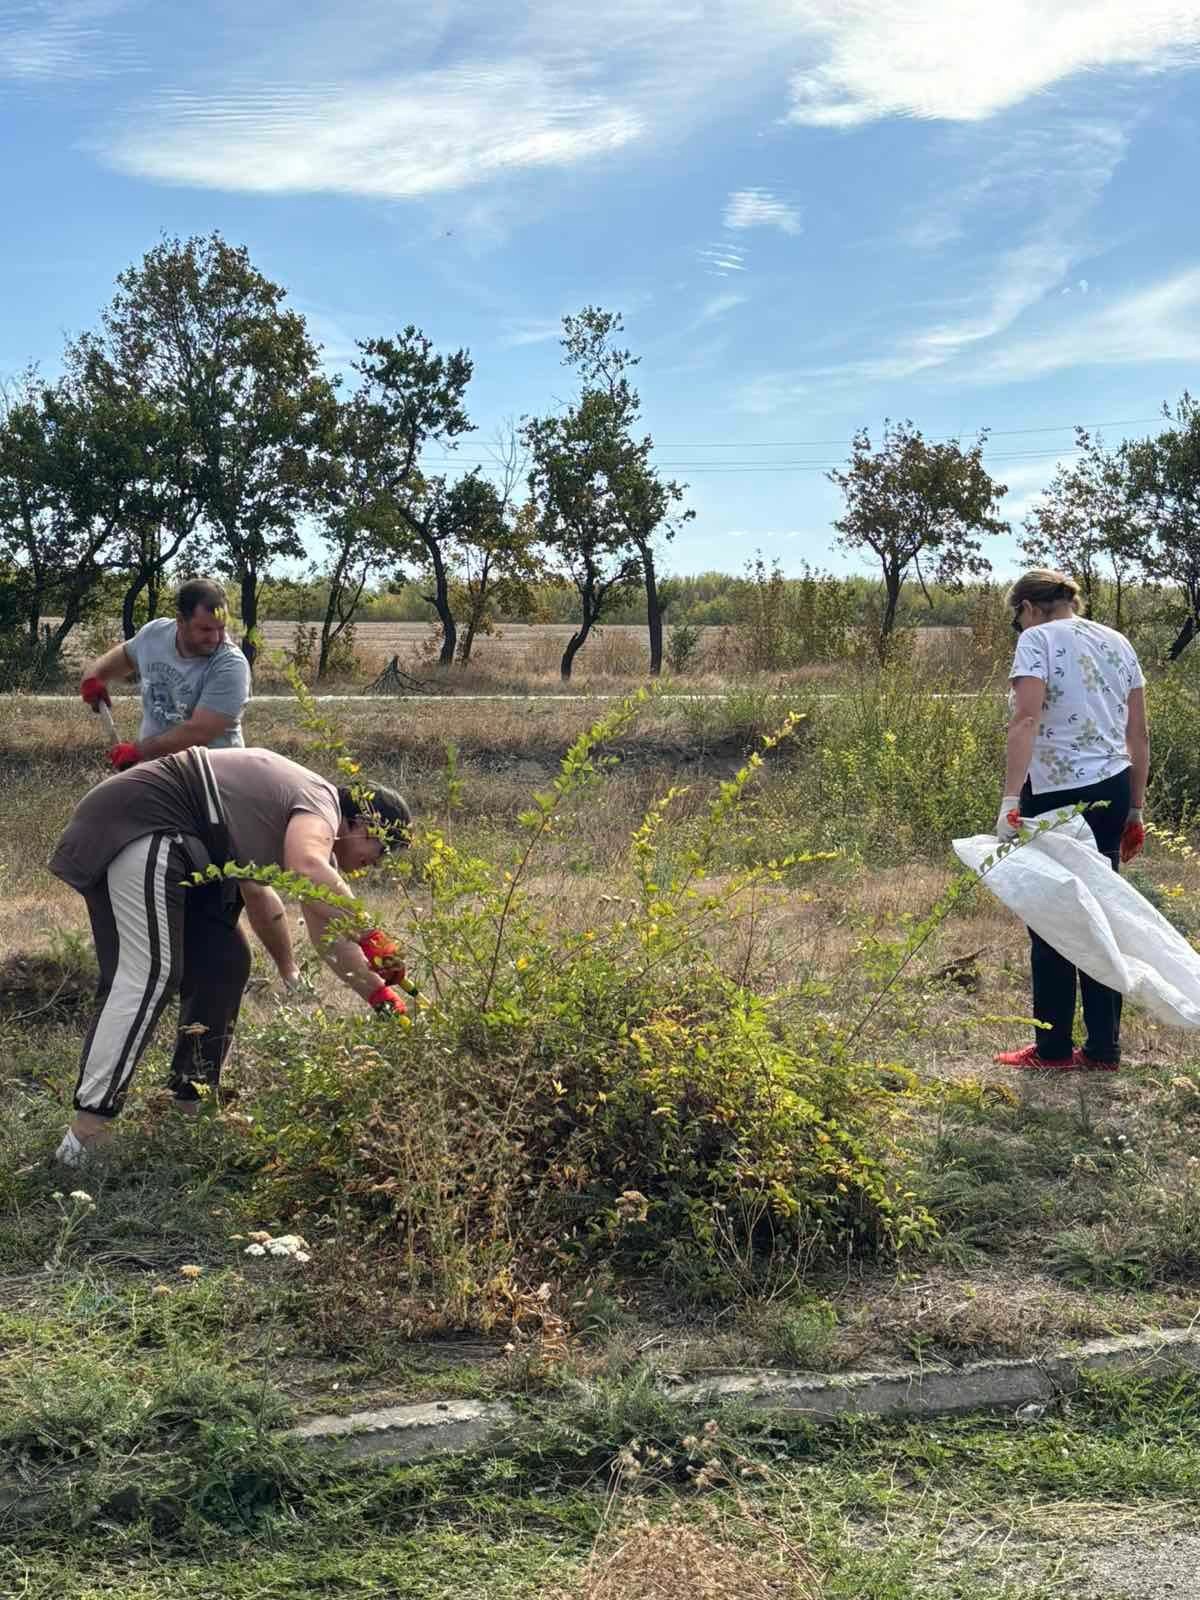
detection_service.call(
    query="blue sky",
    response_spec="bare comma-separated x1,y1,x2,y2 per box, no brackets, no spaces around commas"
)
3,0,1200,578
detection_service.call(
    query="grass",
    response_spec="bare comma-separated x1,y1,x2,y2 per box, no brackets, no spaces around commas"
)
5,679,1200,1594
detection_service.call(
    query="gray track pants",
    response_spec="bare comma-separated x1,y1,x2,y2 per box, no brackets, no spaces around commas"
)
74,833,250,1117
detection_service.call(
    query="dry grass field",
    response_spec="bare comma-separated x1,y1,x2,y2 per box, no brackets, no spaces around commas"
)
4,681,1200,1599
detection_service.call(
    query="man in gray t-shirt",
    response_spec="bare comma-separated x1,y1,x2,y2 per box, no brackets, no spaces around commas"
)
80,577,251,771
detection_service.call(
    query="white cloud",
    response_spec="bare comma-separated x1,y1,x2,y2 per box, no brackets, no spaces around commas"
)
101,59,642,197
698,243,747,278
971,266,1200,383
89,0,1200,204
734,116,1128,409
700,291,748,321
497,317,564,348
723,188,801,234
1,0,136,80
786,1,1200,127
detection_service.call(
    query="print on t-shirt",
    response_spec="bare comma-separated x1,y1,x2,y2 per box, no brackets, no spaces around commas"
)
1010,618,1144,794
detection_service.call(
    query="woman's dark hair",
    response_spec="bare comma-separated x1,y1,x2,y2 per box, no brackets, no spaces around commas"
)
1005,569,1080,613
338,784,412,853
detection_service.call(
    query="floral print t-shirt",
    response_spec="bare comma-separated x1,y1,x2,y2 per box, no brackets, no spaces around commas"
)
1010,618,1144,794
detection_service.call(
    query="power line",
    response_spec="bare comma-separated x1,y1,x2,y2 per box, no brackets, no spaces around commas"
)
412,443,1092,475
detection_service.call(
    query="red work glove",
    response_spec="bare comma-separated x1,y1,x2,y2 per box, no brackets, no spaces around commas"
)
81,675,112,711
367,983,407,1016
109,742,141,771
1120,808,1146,865
358,928,405,985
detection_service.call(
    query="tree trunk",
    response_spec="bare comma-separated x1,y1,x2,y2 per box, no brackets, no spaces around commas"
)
122,570,150,640
318,545,349,680
425,541,457,668
560,625,591,680
561,575,599,680
876,565,902,662
240,568,260,669
1168,614,1198,660
642,543,663,677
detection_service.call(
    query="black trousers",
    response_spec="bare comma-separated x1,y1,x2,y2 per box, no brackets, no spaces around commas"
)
75,834,250,1116
1019,767,1131,1063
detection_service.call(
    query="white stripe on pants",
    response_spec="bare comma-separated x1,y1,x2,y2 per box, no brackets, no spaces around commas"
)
75,834,178,1115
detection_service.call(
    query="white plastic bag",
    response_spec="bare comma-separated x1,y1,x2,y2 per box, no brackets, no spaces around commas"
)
952,815,1200,1028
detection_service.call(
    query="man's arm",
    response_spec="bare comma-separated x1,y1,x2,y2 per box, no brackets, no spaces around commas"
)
81,642,135,692
136,708,237,761
240,882,299,983
1125,686,1150,809
283,813,384,1002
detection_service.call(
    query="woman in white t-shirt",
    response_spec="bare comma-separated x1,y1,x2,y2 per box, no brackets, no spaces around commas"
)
992,570,1150,1074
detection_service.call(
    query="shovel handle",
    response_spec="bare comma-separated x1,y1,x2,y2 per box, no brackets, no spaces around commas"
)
97,702,117,743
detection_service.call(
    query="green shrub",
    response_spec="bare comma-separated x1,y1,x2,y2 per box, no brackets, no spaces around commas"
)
225,690,934,1326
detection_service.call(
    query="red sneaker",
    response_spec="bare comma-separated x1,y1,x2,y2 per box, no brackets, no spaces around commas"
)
1072,1050,1119,1073
993,1044,1076,1071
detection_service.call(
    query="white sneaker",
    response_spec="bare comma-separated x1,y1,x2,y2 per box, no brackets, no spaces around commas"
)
54,1129,88,1168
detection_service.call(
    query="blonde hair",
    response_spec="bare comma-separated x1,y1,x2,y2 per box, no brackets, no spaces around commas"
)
1005,569,1079,614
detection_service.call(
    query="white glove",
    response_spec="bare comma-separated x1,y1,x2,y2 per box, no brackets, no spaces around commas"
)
995,796,1022,843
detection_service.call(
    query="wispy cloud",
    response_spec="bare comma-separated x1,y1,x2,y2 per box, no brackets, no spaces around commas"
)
723,188,801,235
786,1,1200,127
89,1,1200,204
698,243,747,278
100,59,642,197
699,291,748,321
971,266,1200,384
1,0,136,80
497,317,564,348
734,116,1130,410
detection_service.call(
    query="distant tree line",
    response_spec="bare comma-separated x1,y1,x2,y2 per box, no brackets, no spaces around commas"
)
4,230,1200,685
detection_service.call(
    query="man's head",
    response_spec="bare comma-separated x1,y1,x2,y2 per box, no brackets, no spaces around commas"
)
175,578,230,658
334,784,413,871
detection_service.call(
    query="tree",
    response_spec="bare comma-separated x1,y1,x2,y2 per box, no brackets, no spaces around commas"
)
65,335,206,639
829,420,1008,656
558,307,692,674
523,388,645,680
312,392,405,680
452,426,546,667
351,330,474,667
0,370,133,668
1123,395,1200,659
98,234,333,667
1021,428,1143,626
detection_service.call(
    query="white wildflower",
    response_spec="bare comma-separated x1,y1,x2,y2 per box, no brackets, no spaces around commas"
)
69,1190,94,1205
244,1243,267,1258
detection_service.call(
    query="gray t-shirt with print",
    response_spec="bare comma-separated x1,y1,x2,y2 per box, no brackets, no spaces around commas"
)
126,617,251,749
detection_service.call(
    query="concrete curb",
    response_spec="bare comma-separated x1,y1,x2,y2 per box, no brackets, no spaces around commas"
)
284,1398,518,1464
282,1328,1200,1465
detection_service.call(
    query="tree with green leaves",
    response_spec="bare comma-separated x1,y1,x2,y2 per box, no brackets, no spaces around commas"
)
451,427,545,666
558,307,692,675
351,330,474,667
0,369,135,669
311,392,406,680
829,420,1008,656
1123,394,1200,658
523,386,646,681
1021,428,1143,627
98,233,334,667
65,335,206,639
